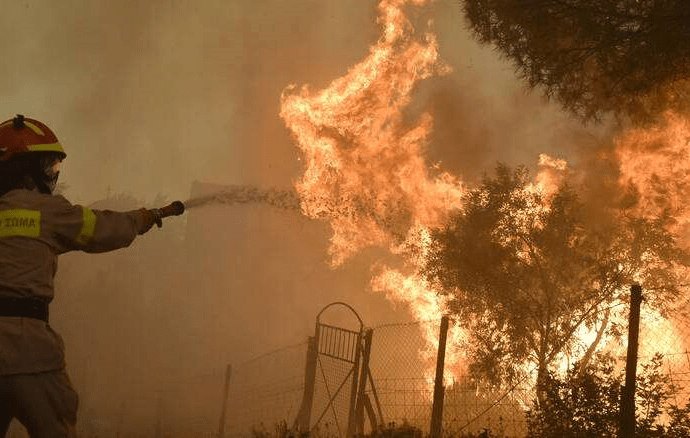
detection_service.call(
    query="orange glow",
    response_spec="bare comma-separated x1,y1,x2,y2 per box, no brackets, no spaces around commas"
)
280,0,465,377
540,113,690,372
534,153,568,198
614,112,690,369
280,0,461,264
281,0,688,384
616,111,690,244
371,269,466,381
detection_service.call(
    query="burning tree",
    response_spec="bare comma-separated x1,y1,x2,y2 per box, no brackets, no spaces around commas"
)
461,0,690,122
423,163,688,403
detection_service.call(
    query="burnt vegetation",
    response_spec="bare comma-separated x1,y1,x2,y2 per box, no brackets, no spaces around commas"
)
461,0,690,122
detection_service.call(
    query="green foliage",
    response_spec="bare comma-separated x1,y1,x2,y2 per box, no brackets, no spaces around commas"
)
461,0,690,122
525,354,620,437
249,421,424,438
665,402,690,436
526,353,690,437
443,429,502,438
250,420,311,438
368,421,423,438
424,164,687,389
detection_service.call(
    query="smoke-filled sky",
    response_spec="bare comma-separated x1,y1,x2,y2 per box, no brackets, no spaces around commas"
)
1,0,616,435
0,0,609,204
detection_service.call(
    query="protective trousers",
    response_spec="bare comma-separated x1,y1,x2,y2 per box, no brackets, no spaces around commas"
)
0,369,77,438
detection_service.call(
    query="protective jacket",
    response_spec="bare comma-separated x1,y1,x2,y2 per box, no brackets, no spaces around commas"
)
0,189,147,375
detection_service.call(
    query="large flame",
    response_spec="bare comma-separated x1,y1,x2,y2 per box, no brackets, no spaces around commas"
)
616,111,690,245
280,0,465,377
614,111,690,363
537,114,690,374
526,118,690,376
280,0,688,385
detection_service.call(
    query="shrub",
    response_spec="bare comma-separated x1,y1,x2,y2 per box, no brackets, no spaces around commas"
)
368,421,423,438
526,353,690,437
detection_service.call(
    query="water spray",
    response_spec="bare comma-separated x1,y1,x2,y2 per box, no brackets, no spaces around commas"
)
152,186,303,226
182,185,301,211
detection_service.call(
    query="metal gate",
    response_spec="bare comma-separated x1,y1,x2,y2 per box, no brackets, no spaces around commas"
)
293,302,383,437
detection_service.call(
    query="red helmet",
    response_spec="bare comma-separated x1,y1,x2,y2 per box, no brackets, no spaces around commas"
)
0,115,66,162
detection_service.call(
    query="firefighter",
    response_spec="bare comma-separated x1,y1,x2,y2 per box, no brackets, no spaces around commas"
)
0,115,172,437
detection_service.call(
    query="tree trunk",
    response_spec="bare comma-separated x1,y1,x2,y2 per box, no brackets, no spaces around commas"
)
536,357,549,409
576,307,610,378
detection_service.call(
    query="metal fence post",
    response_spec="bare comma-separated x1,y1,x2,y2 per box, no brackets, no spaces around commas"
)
294,336,318,432
346,331,364,437
218,364,232,438
430,316,450,438
355,329,374,435
620,284,642,438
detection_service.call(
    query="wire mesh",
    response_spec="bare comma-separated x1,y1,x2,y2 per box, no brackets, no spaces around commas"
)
307,322,366,438
310,354,356,438
368,319,531,436
367,321,436,432
442,377,532,437
221,302,690,438
639,305,690,404
225,342,307,437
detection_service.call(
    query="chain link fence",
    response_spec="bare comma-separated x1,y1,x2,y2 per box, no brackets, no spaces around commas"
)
221,303,690,438
225,342,307,437
367,321,436,431
368,320,531,437
221,318,535,437
309,353,357,438
442,379,532,437
639,305,690,405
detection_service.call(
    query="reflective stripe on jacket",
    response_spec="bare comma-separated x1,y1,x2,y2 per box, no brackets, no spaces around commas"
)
0,189,146,375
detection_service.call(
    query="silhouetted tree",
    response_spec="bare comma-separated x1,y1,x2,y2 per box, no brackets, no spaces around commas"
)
462,0,690,121
423,164,687,403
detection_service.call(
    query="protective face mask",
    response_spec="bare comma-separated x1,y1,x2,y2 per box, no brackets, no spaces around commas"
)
41,158,61,194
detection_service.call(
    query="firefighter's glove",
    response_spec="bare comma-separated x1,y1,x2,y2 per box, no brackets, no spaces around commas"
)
139,208,164,235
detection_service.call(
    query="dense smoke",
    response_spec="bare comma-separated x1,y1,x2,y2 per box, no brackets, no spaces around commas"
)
0,0,632,436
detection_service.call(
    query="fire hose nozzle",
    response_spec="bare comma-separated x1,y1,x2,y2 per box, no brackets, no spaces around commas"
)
159,201,185,218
